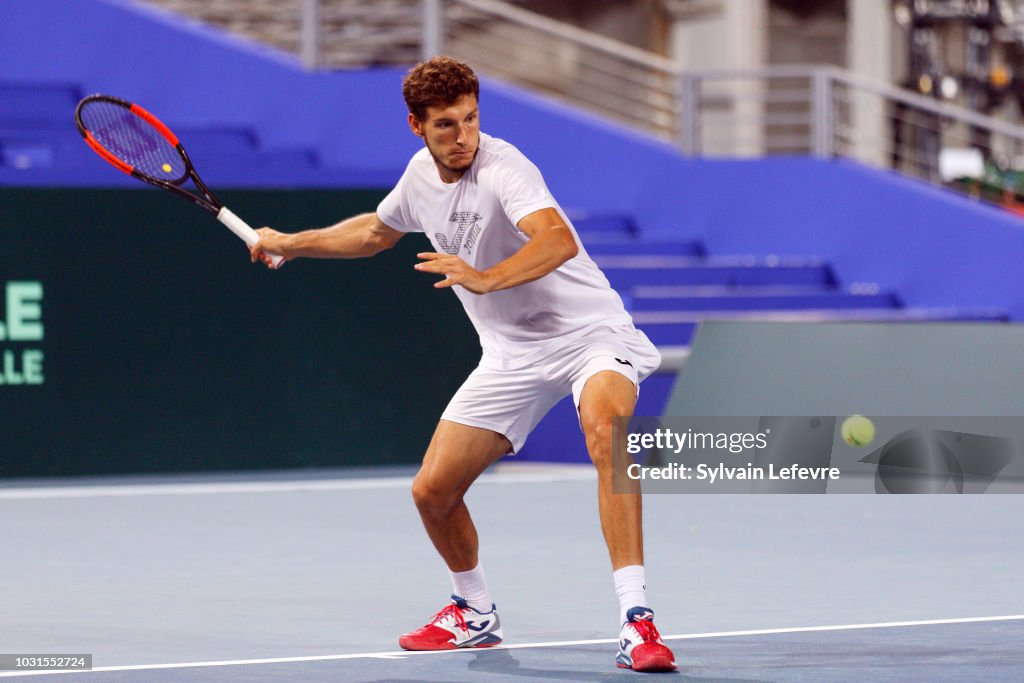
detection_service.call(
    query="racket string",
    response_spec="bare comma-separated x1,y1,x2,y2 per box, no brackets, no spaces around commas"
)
79,101,188,182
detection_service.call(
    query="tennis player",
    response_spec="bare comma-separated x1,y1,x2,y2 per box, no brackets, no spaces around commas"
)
250,56,676,673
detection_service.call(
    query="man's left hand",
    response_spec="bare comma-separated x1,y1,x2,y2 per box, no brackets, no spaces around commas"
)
415,252,494,294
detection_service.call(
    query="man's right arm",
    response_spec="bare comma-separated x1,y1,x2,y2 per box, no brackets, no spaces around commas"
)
250,212,404,265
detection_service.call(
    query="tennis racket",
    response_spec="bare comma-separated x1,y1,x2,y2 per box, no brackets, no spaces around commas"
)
74,94,285,269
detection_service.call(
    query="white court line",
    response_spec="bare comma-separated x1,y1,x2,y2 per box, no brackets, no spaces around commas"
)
1,614,1022,677
0,466,596,501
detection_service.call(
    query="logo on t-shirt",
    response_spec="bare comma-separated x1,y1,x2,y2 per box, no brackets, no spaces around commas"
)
437,211,483,255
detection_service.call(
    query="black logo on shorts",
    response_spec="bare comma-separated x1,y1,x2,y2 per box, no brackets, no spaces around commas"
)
615,358,633,368
436,211,482,255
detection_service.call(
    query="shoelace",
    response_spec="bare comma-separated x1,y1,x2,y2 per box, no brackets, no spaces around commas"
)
431,603,469,632
631,618,663,644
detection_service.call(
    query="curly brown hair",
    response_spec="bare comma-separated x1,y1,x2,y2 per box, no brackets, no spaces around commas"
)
402,56,479,121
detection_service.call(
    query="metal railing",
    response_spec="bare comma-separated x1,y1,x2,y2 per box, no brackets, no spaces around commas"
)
439,0,682,139
680,65,1024,199
143,0,683,138
145,0,424,67
142,0,1024,201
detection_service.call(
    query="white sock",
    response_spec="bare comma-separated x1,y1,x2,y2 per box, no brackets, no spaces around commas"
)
449,563,493,613
614,565,648,623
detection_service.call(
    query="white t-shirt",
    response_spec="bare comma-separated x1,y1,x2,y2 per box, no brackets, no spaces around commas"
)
377,133,635,369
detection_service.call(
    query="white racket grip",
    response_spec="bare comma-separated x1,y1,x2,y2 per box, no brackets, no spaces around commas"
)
217,206,285,269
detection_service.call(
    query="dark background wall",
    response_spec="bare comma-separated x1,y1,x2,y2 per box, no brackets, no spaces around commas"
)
0,188,479,477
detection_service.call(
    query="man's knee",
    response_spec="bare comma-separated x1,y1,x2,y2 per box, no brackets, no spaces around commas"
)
412,473,460,517
584,416,617,469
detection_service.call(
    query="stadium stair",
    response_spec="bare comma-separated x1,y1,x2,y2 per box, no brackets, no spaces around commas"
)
515,212,1009,463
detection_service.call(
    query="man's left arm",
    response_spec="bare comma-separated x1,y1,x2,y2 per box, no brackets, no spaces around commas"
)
415,207,578,294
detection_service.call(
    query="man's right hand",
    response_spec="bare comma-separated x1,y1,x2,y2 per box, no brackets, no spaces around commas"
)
250,227,290,268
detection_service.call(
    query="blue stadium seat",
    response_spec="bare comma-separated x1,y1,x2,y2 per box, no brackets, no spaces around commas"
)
629,285,901,311
0,82,81,127
597,256,836,288
0,127,96,170
583,240,704,257
174,128,260,155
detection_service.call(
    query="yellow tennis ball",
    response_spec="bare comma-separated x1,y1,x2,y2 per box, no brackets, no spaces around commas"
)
162,163,172,173
841,415,875,447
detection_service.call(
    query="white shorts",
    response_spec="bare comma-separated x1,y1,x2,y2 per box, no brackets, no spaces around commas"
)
440,325,661,454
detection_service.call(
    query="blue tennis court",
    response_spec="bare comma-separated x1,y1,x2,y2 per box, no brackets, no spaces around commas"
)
2,465,1021,681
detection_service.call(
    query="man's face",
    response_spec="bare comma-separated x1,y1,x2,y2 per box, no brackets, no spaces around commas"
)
409,94,479,181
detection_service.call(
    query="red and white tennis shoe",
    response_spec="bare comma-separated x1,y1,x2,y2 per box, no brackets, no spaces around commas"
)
398,595,503,650
616,607,677,672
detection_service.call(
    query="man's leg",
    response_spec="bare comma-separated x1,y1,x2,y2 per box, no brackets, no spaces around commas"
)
577,370,642,570
578,369,676,673
411,419,510,572
399,419,510,651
